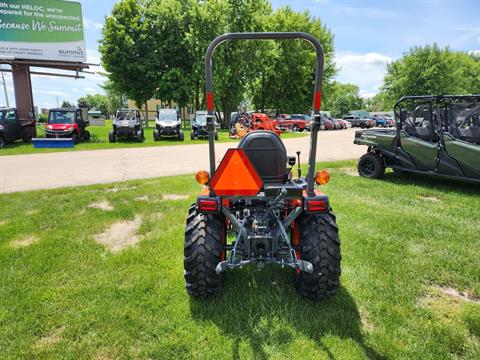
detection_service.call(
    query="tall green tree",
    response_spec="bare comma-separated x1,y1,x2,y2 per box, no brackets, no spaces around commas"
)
76,94,109,116
145,0,195,109
100,0,337,125
380,44,480,109
186,0,272,126
100,78,127,117
99,0,156,123
250,6,336,114
323,82,364,117
61,100,74,108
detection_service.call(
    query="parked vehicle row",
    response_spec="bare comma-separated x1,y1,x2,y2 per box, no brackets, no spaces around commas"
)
320,117,350,130
343,115,395,129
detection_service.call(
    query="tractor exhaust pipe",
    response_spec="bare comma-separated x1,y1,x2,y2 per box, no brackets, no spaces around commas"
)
204,32,325,192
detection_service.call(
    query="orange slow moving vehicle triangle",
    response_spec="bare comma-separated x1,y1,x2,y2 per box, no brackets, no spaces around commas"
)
210,149,263,196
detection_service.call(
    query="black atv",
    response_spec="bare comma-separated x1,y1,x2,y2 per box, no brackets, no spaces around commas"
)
0,107,35,148
184,32,341,301
354,95,480,183
109,109,144,143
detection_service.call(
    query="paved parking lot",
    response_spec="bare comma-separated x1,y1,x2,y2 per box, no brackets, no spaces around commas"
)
0,128,364,193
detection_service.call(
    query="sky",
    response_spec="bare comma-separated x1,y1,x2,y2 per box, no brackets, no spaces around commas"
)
0,0,479,109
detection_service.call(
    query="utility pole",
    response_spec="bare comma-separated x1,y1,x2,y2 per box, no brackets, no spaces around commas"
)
0,65,9,107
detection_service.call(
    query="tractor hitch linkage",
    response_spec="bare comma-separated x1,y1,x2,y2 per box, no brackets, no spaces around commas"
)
215,190,313,275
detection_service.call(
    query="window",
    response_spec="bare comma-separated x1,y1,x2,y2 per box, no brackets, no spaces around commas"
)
6,111,16,122
400,101,437,142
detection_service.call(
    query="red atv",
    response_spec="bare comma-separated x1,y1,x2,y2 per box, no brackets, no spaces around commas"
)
184,32,341,300
45,108,90,144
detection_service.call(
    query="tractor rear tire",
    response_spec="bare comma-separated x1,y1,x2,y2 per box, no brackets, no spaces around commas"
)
84,130,91,141
295,212,341,300
184,204,224,298
358,152,385,179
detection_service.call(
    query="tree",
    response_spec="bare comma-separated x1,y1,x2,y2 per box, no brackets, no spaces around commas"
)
250,6,336,114
323,82,363,117
76,94,109,116
99,0,157,124
100,0,338,126
364,92,389,112
100,78,127,117
145,0,196,109
379,44,480,109
61,100,74,108
186,0,272,127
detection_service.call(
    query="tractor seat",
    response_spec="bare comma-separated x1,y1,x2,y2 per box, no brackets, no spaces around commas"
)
469,126,480,144
238,130,287,184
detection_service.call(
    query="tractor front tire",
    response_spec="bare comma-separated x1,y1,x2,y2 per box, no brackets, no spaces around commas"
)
358,152,385,179
153,129,160,141
178,130,184,141
184,204,224,298
136,130,143,143
295,212,341,300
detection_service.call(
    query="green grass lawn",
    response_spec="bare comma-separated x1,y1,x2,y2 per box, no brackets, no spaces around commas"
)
0,120,308,156
0,161,479,359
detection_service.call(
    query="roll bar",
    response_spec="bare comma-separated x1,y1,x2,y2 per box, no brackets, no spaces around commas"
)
205,32,325,196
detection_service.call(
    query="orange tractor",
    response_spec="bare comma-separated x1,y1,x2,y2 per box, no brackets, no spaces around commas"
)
230,112,281,139
184,32,341,300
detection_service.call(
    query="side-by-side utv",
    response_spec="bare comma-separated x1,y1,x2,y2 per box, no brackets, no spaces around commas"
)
184,32,341,301
109,109,144,143
354,95,480,183
154,108,184,141
45,108,90,144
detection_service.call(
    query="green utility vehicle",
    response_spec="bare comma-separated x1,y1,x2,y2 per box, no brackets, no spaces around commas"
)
354,95,480,183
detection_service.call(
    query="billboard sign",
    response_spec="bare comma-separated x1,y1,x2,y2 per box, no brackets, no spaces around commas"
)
0,0,86,62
